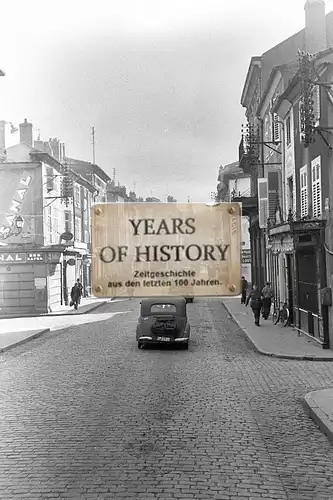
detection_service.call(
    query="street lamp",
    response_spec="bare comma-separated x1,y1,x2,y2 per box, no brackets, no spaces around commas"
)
15,214,24,230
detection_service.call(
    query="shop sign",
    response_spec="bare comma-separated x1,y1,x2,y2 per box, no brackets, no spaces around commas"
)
60,232,73,241
27,252,44,262
0,253,26,263
241,249,251,264
92,202,242,298
46,252,61,263
34,277,46,289
0,252,46,264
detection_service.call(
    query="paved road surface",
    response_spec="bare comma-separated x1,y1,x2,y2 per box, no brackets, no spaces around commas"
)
1,298,333,499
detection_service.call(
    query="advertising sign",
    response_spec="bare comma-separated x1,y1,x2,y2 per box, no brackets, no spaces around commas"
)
241,249,251,264
92,202,241,298
0,167,40,244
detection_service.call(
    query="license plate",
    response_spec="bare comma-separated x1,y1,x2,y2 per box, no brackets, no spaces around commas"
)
156,336,170,342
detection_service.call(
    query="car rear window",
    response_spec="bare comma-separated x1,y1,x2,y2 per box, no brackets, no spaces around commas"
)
151,304,177,313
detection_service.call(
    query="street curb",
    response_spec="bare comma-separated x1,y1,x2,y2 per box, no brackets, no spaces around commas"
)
0,328,51,353
303,391,333,444
0,300,109,320
48,300,108,317
222,301,333,362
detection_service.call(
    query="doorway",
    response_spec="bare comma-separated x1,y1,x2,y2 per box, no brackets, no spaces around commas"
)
286,253,294,324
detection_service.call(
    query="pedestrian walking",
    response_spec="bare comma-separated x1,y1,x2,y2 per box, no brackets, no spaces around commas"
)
76,278,83,304
241,276,248,304
261,281,274,320
70,282,81,310
245,284,263,326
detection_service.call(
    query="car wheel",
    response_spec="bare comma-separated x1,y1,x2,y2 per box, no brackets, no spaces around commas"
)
138,342,142,349
183,342,189,350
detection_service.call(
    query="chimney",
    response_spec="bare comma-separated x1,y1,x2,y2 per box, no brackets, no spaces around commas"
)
305,0,327,53
19,118,33,147
59,142,65,162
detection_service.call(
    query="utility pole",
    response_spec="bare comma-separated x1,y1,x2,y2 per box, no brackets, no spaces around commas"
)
91,126,96,164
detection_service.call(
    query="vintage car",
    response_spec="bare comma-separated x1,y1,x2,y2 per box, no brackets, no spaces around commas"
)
136,297,190,349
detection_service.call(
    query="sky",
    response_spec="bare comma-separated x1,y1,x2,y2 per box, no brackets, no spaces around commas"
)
1,0,333,202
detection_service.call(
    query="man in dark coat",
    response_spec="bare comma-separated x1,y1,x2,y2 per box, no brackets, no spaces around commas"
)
261,281,274,320
76,278,83,303
241,276,248,304
246,284,263,326
70,283,81,310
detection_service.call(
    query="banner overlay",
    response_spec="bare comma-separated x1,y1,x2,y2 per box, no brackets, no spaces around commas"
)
92,202,242,298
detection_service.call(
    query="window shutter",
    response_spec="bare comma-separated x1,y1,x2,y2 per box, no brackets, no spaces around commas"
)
258,178,269,228
311,156,322,218
300,165,308,218
299,98,305,143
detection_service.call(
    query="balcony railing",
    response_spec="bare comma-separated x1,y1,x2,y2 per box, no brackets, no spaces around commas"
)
231,187,251,200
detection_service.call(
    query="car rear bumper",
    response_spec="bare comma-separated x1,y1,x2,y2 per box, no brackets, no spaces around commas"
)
138,336,189,344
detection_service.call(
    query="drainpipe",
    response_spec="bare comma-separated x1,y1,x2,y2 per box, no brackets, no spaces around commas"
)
258,117,266,288
277,120,286,220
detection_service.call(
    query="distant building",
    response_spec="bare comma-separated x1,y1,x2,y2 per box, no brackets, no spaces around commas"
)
216,161,252,284
146,197,161,203
106,181,128,202
65,157,111,204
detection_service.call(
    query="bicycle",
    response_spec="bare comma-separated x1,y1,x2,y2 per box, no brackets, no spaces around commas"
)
271,301,290,327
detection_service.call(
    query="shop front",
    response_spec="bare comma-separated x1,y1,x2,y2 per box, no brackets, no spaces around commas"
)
268,219,329,348
0,244,91,315
0,249,60,316
62,242,90,305
267,225,295,324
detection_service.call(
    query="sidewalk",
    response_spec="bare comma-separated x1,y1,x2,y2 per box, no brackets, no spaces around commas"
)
0,298,129,353
222,297,333,361
0,329,51,353
303,389,333,445
0,296,110,319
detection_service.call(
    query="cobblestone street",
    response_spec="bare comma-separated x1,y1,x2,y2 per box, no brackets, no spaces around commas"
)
1,298,333,499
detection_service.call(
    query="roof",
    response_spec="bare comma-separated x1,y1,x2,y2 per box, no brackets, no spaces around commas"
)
240,57,262,107
141,297,186,304
272,46,333,115
256,60,300,117
67,157,111,183
29,150,63,172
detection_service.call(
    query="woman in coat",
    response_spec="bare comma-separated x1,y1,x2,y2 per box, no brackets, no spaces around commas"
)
245,284,263,326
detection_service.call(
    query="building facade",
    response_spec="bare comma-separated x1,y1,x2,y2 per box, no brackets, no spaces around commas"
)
216,162,252,284
0,119,102,316
237,0,333,348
